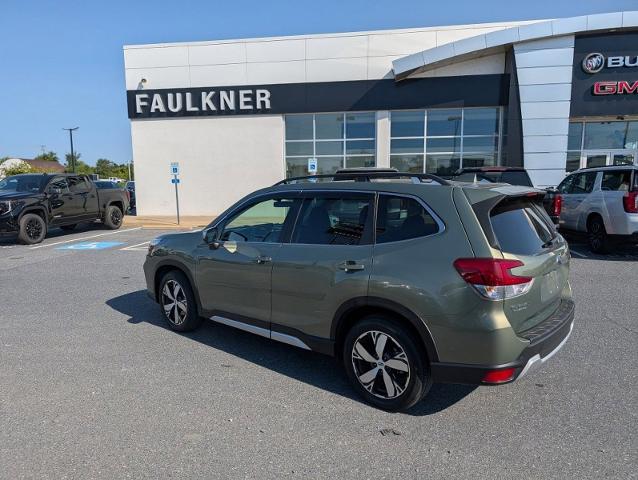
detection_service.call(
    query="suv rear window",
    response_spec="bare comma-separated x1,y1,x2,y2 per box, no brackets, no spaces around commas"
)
601,171,633,191
490,198,555,255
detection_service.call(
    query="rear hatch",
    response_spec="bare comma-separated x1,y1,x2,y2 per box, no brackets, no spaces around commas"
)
463,185,570,333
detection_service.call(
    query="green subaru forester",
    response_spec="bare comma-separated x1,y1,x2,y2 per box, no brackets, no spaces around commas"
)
144,169,574,411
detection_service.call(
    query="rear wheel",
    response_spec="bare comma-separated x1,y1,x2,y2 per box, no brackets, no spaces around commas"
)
343,316,431,411
18,213,47,245
103,205,123,230
158,271,203,332
60,224,77,231
587,216,608,254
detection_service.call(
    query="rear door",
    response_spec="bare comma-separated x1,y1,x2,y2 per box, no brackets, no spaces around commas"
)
270,191,374,340
489,197,570,333
600,169,634,234
67,176,98,218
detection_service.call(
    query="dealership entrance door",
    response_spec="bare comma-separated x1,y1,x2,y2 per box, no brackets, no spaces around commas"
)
582,150,637,168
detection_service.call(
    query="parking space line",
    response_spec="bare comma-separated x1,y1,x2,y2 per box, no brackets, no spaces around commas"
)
120,241,150,251
29,227,143,250
570,249,588,258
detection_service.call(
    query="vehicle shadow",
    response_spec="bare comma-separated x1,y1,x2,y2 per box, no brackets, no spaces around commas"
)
0,222,105,246
563,232,638,262
106,289,477,416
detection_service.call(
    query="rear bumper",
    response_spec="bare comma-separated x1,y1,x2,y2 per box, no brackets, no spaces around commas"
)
431,299,575,385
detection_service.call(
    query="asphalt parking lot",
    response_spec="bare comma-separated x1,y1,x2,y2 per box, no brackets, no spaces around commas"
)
0,224,636,479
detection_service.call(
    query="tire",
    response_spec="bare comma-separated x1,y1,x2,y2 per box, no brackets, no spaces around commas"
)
18,213,47,245
103,205,123,230
60,224,77,231
587,216,608,254
343,316,432,412
158,270,203,332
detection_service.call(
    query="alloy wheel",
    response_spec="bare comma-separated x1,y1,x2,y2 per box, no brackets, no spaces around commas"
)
111,208,122,226
161,280,188,325
351,330,410,399
26,218,43,240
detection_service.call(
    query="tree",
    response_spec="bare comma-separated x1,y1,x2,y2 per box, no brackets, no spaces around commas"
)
34,151,59,162
64,152,88,173
0,158,32,178
95,158,118,178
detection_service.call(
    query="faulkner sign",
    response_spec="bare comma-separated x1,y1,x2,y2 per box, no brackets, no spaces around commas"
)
126,75,509,119
571,32,638,116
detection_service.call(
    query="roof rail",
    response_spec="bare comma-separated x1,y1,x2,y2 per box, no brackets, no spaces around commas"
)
274,171,450,186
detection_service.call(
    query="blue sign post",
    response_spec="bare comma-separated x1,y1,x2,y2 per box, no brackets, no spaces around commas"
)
170,163,180,225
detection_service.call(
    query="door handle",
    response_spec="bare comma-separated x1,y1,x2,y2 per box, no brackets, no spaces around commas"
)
255,255,272,264
338,260,365,272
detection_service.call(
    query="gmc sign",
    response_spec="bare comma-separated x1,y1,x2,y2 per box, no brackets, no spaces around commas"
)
593,80,638,95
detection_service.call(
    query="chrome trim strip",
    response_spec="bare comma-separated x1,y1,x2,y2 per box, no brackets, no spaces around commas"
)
210,315,311,351
210,315,270,339
271,331,311,350
518,321,573,380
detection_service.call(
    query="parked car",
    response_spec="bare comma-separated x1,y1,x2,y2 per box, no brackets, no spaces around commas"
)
551,166,638,253
144,168,574,411
0,173,129,244
452,167,563,224
125,181,136,210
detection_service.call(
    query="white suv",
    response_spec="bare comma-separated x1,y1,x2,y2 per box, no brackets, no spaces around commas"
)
556,166,638,253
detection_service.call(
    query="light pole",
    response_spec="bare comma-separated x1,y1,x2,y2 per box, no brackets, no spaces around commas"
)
63,127,79,172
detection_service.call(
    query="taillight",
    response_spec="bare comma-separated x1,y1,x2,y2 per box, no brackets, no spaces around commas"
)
482,368,516,384
453,258,534,301
623,191,638,213
552,194,562,217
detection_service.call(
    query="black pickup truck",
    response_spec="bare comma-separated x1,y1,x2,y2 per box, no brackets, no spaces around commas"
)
0,173,129,244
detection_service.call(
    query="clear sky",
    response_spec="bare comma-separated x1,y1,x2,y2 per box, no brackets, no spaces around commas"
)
1,0,636,165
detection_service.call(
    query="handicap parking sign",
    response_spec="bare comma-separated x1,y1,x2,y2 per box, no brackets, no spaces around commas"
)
56,241,125,250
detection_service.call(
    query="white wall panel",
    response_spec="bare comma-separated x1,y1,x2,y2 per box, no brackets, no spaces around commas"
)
514,35,574,52
368,31,436,57
306,35,368,59
189,64,247,87
124,46,188,69
551,16,587,36
586,12,623,30
246,61,306,84
306,57,367,82
436,27,504,46
125,67,190,90
519,84,572,102
523,135,568,153
522,118,570,137
414,53,504,77
520,101,571,119
515,48,573,68
246,39,305,63
525,153,572,170
367,56,400,79
188,42,246,66
517,66,573,85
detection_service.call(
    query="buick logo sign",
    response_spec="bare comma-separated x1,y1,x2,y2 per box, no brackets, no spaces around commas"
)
582,53,605,74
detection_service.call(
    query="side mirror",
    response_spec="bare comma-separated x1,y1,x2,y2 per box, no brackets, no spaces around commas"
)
203,227,221,249
48,188,62,195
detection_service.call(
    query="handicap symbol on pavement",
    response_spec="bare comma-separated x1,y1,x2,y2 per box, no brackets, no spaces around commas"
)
56,241,125,250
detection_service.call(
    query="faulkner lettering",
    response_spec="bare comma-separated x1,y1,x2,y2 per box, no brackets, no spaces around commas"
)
133,88,272,116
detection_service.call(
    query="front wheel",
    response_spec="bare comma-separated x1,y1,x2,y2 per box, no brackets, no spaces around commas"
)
18,213,47,245
158,271,203,332
343,316,431,412
103,205,123,230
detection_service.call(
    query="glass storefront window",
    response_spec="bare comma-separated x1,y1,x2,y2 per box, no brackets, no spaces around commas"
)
566,152,581,172
568,123,583,150
584,121,633,149
284,112,376,177
390,107,501,175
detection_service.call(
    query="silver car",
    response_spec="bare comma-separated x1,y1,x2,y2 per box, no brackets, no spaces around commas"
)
556,166,638,252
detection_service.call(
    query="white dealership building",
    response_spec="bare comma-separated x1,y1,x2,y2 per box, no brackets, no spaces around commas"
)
124,11,638,216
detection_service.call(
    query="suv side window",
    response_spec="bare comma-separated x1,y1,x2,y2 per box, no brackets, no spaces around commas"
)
221,196,298,243
557,175,574,194
376,195,439,243
601,171,632,191
67,176,90,193
291,194,373,245
47,177,70,194
571,172,597,194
